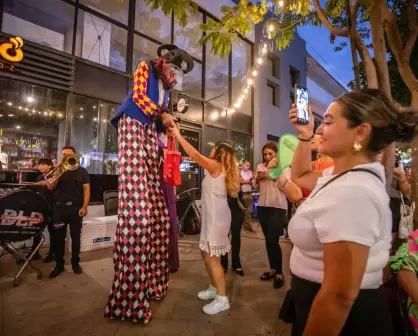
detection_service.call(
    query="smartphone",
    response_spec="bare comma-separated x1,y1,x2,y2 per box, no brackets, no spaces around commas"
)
294,85,309,125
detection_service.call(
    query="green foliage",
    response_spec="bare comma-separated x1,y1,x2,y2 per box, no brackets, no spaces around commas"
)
144,0,197,28
346,0,417,106
199,0,268,58
325,0,345,19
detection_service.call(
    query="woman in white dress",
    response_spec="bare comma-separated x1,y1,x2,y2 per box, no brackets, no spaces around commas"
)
169,125,240,316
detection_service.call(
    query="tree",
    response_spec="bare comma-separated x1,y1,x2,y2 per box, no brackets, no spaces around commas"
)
345,1,418,107
144,0,418,224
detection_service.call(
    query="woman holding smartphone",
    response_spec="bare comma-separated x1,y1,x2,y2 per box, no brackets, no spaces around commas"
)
169,124,240,316
256,142,288,289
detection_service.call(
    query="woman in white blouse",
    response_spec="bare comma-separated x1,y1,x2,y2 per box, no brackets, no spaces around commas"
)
287,89,418,335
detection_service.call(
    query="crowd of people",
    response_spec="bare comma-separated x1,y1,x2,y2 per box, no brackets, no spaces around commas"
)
167,88,418,335
15,84,418,334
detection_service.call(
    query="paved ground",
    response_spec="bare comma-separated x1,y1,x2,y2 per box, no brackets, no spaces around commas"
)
0,227,292,336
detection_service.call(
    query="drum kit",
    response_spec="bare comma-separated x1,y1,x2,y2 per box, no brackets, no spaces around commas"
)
0,183,51,286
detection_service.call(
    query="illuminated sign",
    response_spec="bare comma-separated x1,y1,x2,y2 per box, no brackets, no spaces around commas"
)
0,37,24,72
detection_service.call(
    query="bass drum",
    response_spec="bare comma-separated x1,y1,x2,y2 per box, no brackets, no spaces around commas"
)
0,189,51,243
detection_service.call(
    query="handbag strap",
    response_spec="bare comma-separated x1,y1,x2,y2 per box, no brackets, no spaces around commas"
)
310,168,383,199
167,136,176,151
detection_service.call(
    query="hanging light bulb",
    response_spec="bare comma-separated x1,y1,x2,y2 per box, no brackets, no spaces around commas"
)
278,0,284,7
247,78,254,86
257,57,263,65
268,24,275,32
244,87,249,94
252,69,258,77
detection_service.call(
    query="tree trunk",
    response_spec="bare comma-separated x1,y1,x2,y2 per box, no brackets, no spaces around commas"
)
411,92,418,229
370,0,395,182
355,33,378,89
370,0,392,98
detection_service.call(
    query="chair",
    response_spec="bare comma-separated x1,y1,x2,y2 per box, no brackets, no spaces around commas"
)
103,190,118,216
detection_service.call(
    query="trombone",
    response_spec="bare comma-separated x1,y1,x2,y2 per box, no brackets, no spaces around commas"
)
44,154,80,183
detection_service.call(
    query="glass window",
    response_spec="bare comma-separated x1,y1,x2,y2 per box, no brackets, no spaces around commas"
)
229,112,252,135
71,95,101,174
0,78,66,171
290,91,295,108
132,35,159,72
290,67,300,87
205,41,229,108
103,102,119,175
267,84,278,106
135,0,171,43
80,0,129,25
267,58,274,77
75,10,128,72
172,92,203,122
232,40,252,116
231,133,251,165
176,62,202,99
204,104,227,128
2,0,75,54
174,11,203,59
203,126,227,157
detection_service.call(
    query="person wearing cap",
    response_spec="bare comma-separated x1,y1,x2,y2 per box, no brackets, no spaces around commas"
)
105,44,194,323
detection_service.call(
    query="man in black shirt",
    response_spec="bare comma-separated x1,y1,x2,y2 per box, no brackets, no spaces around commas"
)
47,146,90,278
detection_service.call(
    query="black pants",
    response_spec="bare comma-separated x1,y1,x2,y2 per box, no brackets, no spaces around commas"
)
221,199,244,270
258,206,287,274
291,275,393,336
53,204,83,265
32,219,54,254
390,197,401,233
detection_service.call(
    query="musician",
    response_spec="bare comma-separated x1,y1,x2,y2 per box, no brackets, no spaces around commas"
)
31,158,55,262
47,146,90,278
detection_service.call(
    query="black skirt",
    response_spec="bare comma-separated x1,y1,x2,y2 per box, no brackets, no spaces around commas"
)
291,275,393,336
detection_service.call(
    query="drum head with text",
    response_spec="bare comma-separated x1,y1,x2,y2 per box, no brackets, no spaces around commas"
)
0,190,51,242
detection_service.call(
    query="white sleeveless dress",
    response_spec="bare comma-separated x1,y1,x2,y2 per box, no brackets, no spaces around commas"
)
199,172,232,256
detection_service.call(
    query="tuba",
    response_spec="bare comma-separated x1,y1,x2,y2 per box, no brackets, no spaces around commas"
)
44,154,80,183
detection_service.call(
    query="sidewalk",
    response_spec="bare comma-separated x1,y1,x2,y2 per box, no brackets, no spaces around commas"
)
0,231,292,336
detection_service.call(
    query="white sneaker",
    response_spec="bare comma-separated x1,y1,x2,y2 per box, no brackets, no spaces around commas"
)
197,285,217,300
203,296,230,315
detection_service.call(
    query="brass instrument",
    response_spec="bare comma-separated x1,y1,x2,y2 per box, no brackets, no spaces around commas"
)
44,154,80,183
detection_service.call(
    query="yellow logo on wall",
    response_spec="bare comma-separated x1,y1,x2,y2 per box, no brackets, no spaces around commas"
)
0,37,24,63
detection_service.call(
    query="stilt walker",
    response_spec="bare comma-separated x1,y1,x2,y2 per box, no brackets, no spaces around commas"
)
105,45,194,323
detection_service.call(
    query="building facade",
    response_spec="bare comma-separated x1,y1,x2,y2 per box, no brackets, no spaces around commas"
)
0,0,255,195
253,22,308,165
307,53,348,129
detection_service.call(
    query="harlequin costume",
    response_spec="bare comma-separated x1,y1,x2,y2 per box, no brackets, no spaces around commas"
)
105,45,193,323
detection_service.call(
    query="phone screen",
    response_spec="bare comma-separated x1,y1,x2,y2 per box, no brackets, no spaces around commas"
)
295,86,309,124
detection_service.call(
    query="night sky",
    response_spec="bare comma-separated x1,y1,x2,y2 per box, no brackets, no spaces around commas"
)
298,25,354,89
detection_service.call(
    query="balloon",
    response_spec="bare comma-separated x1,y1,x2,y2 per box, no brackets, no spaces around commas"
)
268,134,299,180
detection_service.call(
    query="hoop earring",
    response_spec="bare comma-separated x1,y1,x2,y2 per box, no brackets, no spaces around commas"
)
353,143,362,152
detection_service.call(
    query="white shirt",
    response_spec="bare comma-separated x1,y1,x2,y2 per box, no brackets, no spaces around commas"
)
240,170,253,193
289,163,391,289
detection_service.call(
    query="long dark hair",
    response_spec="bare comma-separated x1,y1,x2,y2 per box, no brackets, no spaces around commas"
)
262,142,278,163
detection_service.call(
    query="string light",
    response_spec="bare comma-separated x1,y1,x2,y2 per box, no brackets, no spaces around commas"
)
229,4,283,112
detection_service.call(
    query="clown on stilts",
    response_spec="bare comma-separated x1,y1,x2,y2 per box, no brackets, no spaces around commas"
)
105,45,194,324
